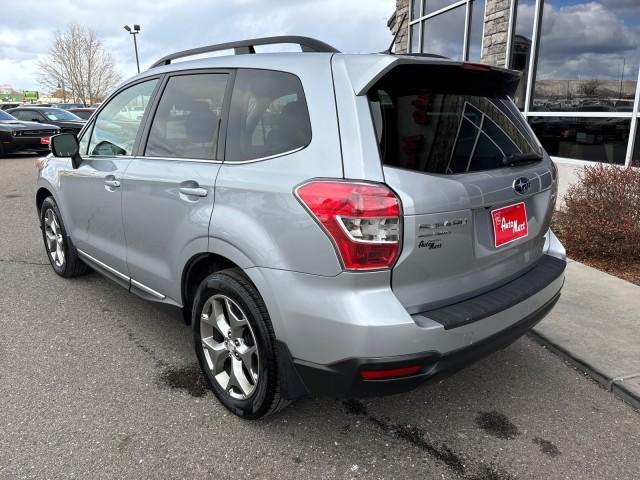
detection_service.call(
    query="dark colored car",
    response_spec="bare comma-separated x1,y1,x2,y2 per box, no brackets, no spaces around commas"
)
8,107,85,135
56,103,86,110
0,110,60,157
68,108,96,120
0,103,21,111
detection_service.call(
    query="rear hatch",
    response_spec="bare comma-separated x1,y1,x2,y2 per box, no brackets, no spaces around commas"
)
366,61,557,314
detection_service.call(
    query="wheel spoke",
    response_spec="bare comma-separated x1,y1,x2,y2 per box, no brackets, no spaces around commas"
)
200,307,216,328
230,357,253,396
56,245,65,266
237,344,257,379
46,232,56,252
225,298,247,338
202,337,227,374
212,298,231,337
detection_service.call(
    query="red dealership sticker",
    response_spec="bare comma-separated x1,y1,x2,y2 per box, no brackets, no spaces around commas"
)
491,202,528,248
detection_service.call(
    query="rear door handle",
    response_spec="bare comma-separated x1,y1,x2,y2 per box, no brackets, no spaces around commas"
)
104,179,120,188
178,186,208,197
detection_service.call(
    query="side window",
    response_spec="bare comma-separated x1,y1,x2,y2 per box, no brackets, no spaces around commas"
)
145,74,228,160
14,111,29,121
226,69,311,161
88,79,158,156
78,123,93,155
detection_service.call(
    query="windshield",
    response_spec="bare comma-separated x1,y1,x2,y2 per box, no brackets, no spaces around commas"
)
43,109,82,121
0,110,16,121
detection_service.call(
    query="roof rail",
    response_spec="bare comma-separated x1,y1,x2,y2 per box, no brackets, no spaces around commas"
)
149,36,340,69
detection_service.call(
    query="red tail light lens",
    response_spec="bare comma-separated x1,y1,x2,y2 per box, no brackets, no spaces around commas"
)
295,181,402,270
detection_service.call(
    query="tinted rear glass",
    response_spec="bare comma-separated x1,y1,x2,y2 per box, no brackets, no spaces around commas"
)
369,89,541,174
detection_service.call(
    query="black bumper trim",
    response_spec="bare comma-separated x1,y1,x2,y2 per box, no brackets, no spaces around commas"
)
417,255,566,330
291,290,561,398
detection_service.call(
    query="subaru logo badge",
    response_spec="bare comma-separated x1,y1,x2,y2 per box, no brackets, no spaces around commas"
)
513,177,530,195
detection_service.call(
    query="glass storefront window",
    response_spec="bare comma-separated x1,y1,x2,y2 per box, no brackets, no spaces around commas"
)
532,0,639,113
412,0,422,20
423,0,459,16
528,117,631,164
422,5,466,60
468,0,486,62
633,123,640,167
410,23,420,53
510,0,536,109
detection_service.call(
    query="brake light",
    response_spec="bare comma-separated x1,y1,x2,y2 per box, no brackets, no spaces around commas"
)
460,62,491,72
295,181,402,270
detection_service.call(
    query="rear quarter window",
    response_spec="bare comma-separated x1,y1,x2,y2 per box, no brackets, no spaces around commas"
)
225,69,311,161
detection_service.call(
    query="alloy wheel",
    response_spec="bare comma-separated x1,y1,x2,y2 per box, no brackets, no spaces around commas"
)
44,209,65,268
200,294,260,399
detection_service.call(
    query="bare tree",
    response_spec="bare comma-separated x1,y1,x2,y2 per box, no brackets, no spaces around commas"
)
578,79,603,98
38,23,120,105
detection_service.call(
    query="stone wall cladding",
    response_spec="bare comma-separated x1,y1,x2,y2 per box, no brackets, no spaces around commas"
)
482,0,512,67
390,0,512,65
391,0,410,53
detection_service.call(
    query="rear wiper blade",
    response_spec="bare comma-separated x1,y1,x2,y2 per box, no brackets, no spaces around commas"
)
502,152,543,166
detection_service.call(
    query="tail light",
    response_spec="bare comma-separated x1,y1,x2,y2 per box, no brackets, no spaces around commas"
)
295,180,402,270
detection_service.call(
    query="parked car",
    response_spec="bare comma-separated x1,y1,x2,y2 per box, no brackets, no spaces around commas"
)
56,103,85,110
0,103,21,110
0,109,59,157
37,36,566,419
8,107,85,135
68,108,96,120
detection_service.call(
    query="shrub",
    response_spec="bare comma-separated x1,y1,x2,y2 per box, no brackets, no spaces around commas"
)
559,164,640,262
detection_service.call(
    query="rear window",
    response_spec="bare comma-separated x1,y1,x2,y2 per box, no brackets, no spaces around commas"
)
369,86,541,175
225,69,311,161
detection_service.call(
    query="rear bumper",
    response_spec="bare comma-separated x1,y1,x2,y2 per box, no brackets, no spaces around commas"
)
291,289,561,398
245,230,566,399
2,137,50,154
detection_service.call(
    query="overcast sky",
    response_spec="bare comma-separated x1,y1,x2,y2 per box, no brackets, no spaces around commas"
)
515,0,640,81
1,0,638,93
0,0,395,91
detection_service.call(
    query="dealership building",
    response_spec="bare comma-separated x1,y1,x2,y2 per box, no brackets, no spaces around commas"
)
389,0,639,166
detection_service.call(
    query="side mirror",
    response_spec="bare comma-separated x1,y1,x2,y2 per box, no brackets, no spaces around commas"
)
51,133,82,169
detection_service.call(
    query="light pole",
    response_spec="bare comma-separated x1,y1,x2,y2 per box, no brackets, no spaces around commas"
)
57,79,66,102
124,24,141,73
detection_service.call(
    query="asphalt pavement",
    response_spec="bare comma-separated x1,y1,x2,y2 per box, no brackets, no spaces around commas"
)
1,154,639,480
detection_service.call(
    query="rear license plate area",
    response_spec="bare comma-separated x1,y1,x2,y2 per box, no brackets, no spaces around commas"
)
491,202,528,248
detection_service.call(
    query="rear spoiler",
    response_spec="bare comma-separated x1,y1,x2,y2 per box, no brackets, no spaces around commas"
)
337,54,522,97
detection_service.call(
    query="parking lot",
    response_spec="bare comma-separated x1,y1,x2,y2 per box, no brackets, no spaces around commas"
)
1,154,639,479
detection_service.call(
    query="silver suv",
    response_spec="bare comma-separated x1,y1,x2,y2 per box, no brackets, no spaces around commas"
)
37,37,566,419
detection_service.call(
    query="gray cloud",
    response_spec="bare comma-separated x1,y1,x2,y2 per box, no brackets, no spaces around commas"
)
0,0,394,90
516,1,639,81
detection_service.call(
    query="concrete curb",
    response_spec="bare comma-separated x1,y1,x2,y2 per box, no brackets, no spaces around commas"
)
528,331,640,411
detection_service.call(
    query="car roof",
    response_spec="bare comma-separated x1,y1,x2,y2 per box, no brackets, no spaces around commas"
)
121,50,517,97
10,106,61,110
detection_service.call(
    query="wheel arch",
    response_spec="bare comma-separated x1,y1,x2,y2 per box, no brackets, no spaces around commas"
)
181,252,241,325
36,186,54,213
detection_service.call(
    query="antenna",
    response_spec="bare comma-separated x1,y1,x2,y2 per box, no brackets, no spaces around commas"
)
384,12,407,54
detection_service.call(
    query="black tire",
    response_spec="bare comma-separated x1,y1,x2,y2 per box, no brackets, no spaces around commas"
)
192,268,289,419
39,196,90,278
